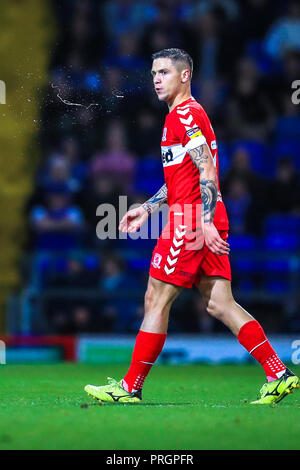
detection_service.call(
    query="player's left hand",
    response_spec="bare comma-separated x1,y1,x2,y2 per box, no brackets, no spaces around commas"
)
202,222,230,256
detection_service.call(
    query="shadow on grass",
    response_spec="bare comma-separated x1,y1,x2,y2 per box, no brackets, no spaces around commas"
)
80,401,195,407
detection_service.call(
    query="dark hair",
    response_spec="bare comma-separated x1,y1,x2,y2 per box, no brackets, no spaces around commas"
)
152,48,193,79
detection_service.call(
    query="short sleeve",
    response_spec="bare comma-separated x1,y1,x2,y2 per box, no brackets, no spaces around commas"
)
184,127,206,150
172,106,207,151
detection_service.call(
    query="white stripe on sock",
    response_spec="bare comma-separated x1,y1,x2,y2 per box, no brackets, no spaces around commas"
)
249,339,267,354
139,360,154,365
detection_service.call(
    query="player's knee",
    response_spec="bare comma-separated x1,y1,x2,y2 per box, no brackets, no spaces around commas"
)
206,299,225,320
144,286,155,311
144,282,162,312
144,280,175,314
206,295,236,321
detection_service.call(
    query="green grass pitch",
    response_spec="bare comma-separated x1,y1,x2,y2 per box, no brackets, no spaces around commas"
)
0,363,299,450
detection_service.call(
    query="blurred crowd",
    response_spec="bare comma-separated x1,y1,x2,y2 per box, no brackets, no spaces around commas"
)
25,0,300,334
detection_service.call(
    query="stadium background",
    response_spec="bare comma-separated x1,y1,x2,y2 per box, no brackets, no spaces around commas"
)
0,0,300,365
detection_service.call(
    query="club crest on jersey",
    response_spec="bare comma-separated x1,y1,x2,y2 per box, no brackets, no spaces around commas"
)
152,253,162,269
162,127,167,141
186,127,203,139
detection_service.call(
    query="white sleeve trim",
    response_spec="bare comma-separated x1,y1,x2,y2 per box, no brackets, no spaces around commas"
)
185,134,206,150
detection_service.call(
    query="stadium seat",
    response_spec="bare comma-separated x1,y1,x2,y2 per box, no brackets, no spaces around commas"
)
274,117,300,143
272,140,300,170
231,258,260,274
262,259,292,274
83,254,99,270
263,233,300,251
236,279,256,293
126,257,149,272
134,156,164,196
230,140,267,175
245,40,281,75
264,214,300,236
263,279,291,294
217,141,230,177
227,234,259,251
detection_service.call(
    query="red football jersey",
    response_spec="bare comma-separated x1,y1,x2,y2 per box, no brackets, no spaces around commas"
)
161,96,229,230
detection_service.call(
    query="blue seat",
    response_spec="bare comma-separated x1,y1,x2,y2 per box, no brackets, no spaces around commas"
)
263,280,291,294
217,141,230,178
83,254,99,270
272,140,300,170
264,214,300,236
134,156,164,196
231,258,259,274
236,280,256,293
136,156,163,178
126,257,149,272
228,234,258,251
263,234,300,251
262,259,292,274
274,117,300,143
230,140,267,174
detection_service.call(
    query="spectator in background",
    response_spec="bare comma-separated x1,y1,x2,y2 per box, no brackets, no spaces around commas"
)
264,49,300,113
80,174,121,237
51,0,105,68
190,9,222,116
47,304,95,334
272,91,300,143
39,155,75,194
238,0,276,41
71,305,94,333
59,135,87,188
193,0,240,22
222,145,264,198
264,0,300,60
268,157,300,214
224,178,253,234
102,0,157,40
103,32,147,93
193,294,214,333
101,66,125,116
48,253,99,289
30,187,85,251
129,107,162,157
99,254,143,332
89,120,136,194
227,58,274,141
141,4,192,58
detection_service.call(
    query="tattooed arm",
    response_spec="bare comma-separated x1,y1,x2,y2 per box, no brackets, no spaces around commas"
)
142,183,168,216
188,143,230,255
188,144,218,223
118,184,167,233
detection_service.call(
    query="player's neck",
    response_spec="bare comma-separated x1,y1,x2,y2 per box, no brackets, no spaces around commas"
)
167,92,192,113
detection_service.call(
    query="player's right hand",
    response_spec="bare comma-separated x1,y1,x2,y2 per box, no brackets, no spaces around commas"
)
118,206,149,233
203,222,230,256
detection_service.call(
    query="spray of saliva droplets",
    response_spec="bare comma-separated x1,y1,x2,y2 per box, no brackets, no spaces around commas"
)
50,83,104,109
50,83,125,111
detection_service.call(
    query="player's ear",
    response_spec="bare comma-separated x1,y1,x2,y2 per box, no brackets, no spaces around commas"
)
181,69,190,83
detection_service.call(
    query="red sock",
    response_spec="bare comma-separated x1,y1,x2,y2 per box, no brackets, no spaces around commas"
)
237,320,286,382
122,330,167,392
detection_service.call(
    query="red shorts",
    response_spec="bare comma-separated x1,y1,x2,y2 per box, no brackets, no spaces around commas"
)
149,215,231,288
